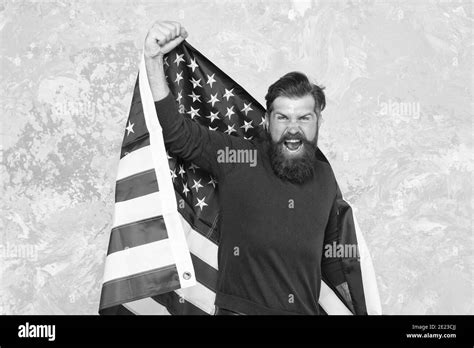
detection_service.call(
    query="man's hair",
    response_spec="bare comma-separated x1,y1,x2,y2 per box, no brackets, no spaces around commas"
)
265,71,326,114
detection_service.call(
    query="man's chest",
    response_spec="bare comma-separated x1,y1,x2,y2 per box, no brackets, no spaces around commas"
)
218,165,335,255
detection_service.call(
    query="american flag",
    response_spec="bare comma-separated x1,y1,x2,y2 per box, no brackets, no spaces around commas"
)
98,40,381,315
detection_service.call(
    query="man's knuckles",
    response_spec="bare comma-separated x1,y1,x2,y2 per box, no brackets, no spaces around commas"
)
145,21,184,56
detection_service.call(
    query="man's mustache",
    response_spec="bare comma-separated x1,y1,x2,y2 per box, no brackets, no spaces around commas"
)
277,133,310,144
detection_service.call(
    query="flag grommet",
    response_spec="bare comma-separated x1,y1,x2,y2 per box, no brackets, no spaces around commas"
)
183,271,192,280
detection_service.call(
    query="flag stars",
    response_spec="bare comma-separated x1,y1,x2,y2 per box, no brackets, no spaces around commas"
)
170,169,177,182
195,197,208,211
174,53,185,66
208,176,218,188
191,179,203,193
207,93,220,107
259,117,266,127
241,102,253,115
187,58,199,72
178,165,186,178
174,71,183,84
240,120,254,132
244,135,253,140
187,106,201,119
206,111,220,123
188,91,201,103
125,121,135,136
209,125,218,131
164,56,169,67
224,124,237,135
176,90,183,103
206,73,216,88
225,106,235,119
189,163,200,172
182,182,190,197
223,88,234,101
190,77,202,89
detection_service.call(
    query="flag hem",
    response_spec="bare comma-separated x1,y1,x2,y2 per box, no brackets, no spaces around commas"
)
138,51,196,289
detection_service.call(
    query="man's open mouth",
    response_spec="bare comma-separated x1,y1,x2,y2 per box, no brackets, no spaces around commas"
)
283,139,303,152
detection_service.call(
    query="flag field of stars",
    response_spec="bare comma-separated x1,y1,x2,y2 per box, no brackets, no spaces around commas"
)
131,40,268,237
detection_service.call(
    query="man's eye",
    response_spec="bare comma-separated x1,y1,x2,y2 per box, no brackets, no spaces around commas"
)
300,116,310,121
277,115,287,120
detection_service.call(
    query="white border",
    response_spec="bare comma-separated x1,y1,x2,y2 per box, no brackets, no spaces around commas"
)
138,51,196,289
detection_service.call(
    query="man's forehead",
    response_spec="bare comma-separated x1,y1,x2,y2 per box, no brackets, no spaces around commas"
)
271,95,316,114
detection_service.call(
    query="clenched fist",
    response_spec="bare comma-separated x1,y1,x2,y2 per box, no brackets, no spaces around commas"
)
144,21,188,59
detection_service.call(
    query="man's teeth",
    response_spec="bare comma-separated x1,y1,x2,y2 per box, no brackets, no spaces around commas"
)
284,140,302,151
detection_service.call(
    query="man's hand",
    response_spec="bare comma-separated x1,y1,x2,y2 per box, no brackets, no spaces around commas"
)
144,21,188,59
144,21,188,101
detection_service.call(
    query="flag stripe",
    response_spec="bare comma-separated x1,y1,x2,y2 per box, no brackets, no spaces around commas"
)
107,216,168,255
100,304,136,315
175,281,216,314
100,265,179,309
115,169,158,203
121,135,150,159
124,297,171,315
153,292,209,315
102,239,176,283
319,281,353,315
190,253,218,292
112,192,162,228
180,216,219,270
176,198,218,246
176,196,220,245
117,145,154,181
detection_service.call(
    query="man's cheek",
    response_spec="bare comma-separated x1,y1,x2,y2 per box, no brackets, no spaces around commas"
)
270,127,283,142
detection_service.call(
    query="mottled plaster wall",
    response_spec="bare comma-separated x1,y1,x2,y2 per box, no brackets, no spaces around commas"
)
0,0,472,314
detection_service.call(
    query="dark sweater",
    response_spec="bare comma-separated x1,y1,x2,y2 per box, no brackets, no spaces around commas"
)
154,92,340,315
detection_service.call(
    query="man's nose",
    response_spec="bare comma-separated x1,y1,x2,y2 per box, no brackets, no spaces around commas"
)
287,129,297,135
286,123,301,134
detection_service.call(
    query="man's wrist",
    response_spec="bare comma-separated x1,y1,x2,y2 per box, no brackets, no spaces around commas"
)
144,54,170,102
144,54,164,70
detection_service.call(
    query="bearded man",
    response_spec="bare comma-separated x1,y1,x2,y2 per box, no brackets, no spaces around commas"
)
145,21,343,315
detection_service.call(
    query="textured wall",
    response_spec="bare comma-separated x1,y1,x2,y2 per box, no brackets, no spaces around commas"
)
0,0,472,315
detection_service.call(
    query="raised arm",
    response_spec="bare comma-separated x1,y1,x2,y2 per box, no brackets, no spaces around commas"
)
144,20,186,102
144,21,251,178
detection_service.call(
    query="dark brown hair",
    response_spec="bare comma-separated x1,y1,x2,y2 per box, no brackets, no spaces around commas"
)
265,71,326,114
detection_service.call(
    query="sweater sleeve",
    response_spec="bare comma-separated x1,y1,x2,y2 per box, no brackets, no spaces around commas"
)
321,193,344,283
154,92,253,179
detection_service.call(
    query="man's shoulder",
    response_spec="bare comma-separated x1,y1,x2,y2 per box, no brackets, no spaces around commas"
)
314,154,338,187
315,157,334,171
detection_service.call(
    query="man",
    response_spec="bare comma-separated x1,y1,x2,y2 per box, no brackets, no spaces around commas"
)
145,21,342,315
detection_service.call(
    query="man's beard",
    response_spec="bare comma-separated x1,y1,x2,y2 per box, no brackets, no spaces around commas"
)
265,131,318,184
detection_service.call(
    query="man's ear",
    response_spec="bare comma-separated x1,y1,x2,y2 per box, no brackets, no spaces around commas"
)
316,110,322,130
264,113,270,130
